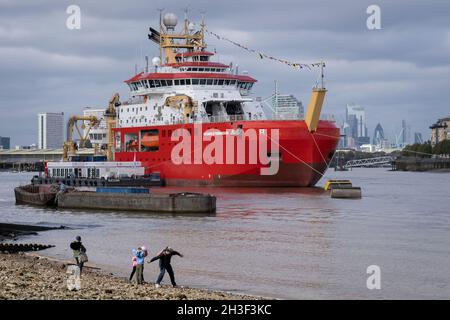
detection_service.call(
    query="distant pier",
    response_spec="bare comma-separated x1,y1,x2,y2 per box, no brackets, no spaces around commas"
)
391,157,450,171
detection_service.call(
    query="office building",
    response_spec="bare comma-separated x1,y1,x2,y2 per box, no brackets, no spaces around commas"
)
430,116,450,146
38,112,64,149
271,94,304,119
0,136,10,149
83,107,108,148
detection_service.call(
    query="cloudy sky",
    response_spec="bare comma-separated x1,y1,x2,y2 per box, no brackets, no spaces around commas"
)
1,0,449,146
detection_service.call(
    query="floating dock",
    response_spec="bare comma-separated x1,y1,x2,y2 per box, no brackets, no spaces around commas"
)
324,179,362,199
56,190,216,214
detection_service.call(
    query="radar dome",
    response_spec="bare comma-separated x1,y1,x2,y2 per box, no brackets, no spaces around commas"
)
152,56,161,66
163,13,178,30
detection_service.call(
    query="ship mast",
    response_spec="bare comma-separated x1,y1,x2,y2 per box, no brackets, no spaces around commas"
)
154,12,206,64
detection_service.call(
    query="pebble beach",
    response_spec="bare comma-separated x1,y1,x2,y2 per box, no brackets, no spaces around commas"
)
0,253,261,300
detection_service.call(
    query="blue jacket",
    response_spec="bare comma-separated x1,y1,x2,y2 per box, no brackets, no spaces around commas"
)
132,249,145,265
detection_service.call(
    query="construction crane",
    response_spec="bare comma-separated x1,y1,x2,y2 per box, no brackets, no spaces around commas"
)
62,93,120,162
63,115,99,161
105,93,121,161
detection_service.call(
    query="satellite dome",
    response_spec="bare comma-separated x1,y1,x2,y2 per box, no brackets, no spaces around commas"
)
152,56,161,67
163,13,178,30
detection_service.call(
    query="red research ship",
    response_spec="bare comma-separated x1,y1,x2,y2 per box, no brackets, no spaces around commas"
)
112,12,340,186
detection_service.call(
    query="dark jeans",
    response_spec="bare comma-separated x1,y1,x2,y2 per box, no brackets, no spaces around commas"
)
75,257,84,275
129,266,136,281
156,264,176,286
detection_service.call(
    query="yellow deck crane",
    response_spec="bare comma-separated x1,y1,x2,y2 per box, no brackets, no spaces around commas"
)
305,61,327,133
105,93,120,161
62,93,120,162
63,115,99,161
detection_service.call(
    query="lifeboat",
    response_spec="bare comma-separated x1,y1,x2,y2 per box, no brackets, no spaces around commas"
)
141,134,159,148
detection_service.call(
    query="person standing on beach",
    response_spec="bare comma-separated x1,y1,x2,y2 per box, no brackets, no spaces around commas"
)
129,256,137,282
148,247,183,288
132,247,147,284
70,236,87,274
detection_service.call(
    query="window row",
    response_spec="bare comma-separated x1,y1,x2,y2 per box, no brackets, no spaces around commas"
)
51,168,100,178
128,79,253,91
129,78,253,91
178,67,226,72
89,133,107,140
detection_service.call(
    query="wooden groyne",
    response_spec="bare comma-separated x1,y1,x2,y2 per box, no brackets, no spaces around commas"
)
0,223,66,241
391,158,450,171
0,243,54,253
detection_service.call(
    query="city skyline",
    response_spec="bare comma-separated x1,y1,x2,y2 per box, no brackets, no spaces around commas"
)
1,0,449,146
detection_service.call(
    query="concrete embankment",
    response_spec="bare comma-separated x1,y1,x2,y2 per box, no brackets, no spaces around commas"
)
0,253,261,300
392,157,450,171
57,191,216,213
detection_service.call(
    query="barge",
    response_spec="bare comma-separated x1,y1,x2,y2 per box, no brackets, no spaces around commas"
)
15,185,216,214
14,185,58,206
56,189,216,214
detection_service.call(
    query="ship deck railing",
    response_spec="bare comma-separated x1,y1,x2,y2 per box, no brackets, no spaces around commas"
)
115,113,334,129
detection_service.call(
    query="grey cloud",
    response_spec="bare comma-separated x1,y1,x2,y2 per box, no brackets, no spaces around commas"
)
0,0,449,146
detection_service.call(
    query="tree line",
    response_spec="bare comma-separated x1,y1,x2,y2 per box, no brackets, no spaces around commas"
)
402,140,450,158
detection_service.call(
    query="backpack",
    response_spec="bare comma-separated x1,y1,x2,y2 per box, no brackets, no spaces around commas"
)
70,241,80,250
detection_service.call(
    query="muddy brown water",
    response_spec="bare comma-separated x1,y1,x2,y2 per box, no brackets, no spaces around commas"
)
1,170,449,299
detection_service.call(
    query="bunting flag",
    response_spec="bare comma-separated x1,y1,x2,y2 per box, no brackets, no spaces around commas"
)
204,28,324,71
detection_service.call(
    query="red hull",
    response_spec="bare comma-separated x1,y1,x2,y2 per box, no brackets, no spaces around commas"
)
113,120,340,187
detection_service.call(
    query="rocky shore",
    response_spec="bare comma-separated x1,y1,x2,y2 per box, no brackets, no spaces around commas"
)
0,253,261,300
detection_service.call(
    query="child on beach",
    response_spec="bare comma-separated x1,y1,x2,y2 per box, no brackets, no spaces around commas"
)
132,245,148,284
129,256,137,282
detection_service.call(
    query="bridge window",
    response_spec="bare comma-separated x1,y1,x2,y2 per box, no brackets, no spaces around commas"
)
192,79,199,85
207,79,213,85
174,79,180,86
185,79,191,85
166,80,173,86
180,79,185,85
200,79,206,85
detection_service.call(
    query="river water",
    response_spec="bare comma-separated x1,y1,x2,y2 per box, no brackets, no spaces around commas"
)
0,169,449,299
